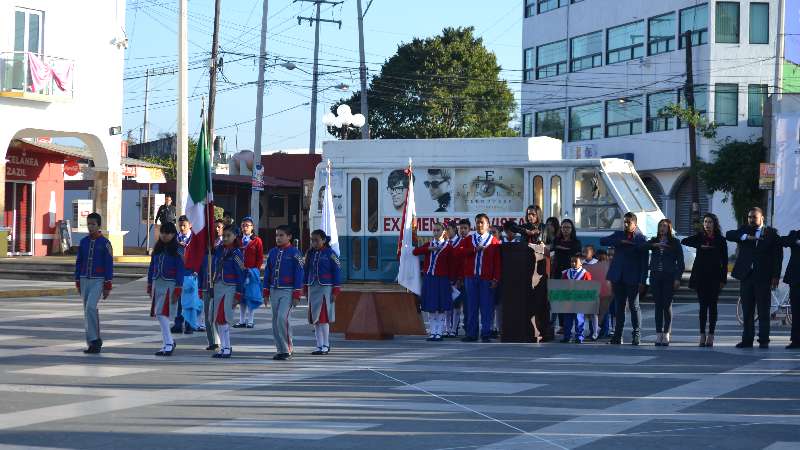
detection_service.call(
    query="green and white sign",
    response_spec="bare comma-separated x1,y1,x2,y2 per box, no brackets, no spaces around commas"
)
547,279,601,314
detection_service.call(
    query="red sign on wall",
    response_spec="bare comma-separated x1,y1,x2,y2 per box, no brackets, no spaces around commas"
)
64,160,80,176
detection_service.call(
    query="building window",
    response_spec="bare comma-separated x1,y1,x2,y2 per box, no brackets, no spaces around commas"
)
715,2,740,43
570,31,603,72
536,40,567,79
747,84,768,127
551,175,562,218
525,0,536,18
606,96,643,137
648,12,675,55
533,176,544,212
535,108,566,140
715,83,739,126
522,113,533,136
750,3,769,44
538,0,566,14
647,91,676,132
677,85,708,128
569,102,602,142
607,21,645,64
524,48,535,81
679,3,708,48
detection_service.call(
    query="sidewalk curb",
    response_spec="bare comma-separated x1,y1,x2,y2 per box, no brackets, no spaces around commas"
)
0,288,75,298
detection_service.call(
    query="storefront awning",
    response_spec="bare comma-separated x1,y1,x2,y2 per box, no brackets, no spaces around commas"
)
9,139,164,169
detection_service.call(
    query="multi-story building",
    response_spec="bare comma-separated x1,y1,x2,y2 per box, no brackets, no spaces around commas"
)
0,1,127,254
521,0,783,233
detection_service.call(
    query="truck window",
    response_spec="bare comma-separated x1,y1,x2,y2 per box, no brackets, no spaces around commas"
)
607,171,658,212
550,175,562,218
573,169,621,230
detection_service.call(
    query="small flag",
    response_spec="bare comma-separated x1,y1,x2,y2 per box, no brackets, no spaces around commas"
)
322,160,340,257
397,161,421,295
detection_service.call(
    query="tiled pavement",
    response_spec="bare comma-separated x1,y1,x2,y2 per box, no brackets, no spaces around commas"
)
0,278,798,450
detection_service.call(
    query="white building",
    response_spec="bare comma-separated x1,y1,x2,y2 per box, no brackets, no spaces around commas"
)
521,0,780,233
0,1,127,254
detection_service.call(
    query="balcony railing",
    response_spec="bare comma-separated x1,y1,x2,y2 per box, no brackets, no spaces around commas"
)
0,51,74,101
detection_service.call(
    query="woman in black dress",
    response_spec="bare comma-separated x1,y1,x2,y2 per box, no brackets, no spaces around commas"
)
551,219,581,340
681,213,729,347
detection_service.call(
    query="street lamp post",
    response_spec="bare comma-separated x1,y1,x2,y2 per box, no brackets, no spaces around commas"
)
323,104,366,140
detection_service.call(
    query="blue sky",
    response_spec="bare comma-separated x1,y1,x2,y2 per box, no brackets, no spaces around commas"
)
122,0,523,153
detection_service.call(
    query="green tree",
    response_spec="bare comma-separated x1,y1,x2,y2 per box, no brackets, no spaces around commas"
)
140,133,198,181
328,27,516,139
697,138,766,224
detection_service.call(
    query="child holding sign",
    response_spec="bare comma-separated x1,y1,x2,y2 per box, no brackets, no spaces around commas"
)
561,255,593,343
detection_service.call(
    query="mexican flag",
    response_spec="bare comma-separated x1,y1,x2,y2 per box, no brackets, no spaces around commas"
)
183,117,215,273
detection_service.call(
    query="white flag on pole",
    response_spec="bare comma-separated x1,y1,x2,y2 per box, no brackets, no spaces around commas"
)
322,161,340,257
397,163,421,295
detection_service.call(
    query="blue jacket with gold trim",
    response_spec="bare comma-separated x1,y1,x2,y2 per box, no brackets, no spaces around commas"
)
303,246,341,287
74,233,114,281
264,245,304,290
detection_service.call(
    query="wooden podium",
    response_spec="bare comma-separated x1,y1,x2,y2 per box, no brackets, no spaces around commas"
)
332,290,426,340
499,242,536,343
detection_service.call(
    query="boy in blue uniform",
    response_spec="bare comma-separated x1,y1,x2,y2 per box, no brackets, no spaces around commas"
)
74,212,114,354
263,225,304,360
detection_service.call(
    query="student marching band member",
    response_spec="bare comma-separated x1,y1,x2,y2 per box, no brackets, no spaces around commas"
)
210,225,244,358
304,229,341,355
561,255,593,343
172,215,193,334
413,222,455,341
235,217,264,329
74,212,113,354
147,222,184,356
263,225,304,361
456,214,501,343
681,213,728,347
643,219,684,347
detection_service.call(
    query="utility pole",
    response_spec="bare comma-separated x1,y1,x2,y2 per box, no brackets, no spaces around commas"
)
142,68,150,143
208,0,223,162
296,0,343,154
683,30,700,232
356,0,370,139
176,0,189,215
251,0,269,228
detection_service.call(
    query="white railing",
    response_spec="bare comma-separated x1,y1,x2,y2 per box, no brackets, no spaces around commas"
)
0,51,74,99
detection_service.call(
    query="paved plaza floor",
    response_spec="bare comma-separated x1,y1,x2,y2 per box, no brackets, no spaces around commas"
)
0,278,798,450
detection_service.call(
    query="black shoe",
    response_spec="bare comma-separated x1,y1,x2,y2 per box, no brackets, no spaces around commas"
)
206,344,219,351
786,342,800,349
481,336,492,343
170,325,183,334
426,335,437,342
246,323,255,329
461,336,478,342
220,347,232,359
183,327,194,335
759,342,769,349
273,353,291,360
608,337,622,345
311,348,325,355
83,346,101,354
559,338,570,343
631,335,640,346
233,322,246,328
491,330,499,339
735,341,754,348
321,346,330,355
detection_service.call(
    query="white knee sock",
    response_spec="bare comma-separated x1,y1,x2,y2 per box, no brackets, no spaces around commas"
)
157,315,173,347
314,324,323,349
219,324,230,349
320,323,330,347
239,306,246,324
246,308,256,325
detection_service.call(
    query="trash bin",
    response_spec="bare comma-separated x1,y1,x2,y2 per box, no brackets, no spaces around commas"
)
0,227,10,257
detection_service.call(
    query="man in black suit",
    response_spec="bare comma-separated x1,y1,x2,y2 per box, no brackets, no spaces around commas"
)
780,230,800,349
726,207,783,349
